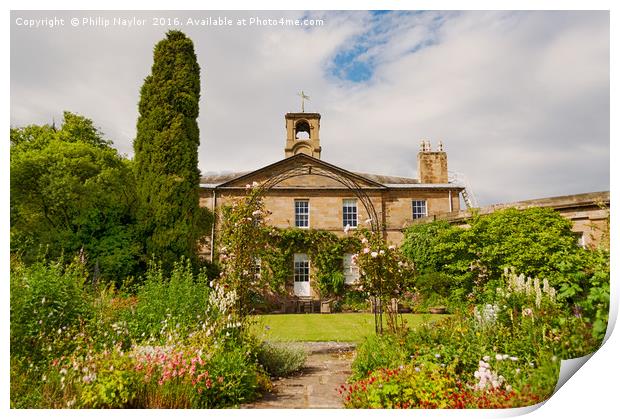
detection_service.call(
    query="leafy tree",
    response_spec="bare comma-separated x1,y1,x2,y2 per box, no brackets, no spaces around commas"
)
402,208,583,303
10,113,140,284
133,30,209,270
467,208,579,283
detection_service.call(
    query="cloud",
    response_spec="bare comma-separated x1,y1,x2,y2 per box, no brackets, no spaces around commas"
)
10,10,609,206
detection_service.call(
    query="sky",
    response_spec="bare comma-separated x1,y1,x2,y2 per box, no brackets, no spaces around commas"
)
10,10,610,206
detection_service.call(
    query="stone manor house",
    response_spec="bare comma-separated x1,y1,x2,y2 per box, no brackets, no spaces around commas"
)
199,111,465,298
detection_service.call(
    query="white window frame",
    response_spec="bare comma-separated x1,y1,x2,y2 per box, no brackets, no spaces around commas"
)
412,200,427,219
293,253,310,283
252,257,262,279
343,253,360,284
577,232,587,249
343,199,358,228
294,199,310,228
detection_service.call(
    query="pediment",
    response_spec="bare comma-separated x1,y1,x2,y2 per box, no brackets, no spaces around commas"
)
218,154,386,190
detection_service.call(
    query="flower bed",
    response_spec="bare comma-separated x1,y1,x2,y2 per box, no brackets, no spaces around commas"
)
343,268,603,409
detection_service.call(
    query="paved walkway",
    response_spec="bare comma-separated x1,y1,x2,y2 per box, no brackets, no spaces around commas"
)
243,342,356,409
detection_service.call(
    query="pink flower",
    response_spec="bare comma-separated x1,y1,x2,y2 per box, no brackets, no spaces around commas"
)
363,248,370,254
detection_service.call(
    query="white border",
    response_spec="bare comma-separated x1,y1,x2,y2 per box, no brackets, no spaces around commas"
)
3,1,616,418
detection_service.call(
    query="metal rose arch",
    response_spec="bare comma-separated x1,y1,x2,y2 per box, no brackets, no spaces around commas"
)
247,160,387,334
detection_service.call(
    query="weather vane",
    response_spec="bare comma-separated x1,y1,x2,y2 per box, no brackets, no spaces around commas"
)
297,90,310,113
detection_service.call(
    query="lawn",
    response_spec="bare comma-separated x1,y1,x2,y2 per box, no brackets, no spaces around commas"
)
250,313,449,342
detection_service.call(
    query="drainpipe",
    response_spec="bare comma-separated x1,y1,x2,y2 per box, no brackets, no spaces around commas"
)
449,190,453,212
210,189,217,262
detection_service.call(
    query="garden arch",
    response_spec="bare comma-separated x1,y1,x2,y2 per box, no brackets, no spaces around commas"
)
247,161,387,333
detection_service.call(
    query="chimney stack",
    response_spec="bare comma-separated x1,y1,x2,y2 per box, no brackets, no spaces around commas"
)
417,140,448,184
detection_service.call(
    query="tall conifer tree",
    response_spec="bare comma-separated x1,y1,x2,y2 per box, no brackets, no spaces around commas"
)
133,30,205,268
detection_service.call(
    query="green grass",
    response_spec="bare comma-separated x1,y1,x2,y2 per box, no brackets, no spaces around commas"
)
250,313,448,342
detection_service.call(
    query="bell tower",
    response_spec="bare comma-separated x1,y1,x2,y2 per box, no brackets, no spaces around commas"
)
284,112,322,159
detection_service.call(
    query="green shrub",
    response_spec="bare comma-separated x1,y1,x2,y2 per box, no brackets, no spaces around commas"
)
338,289,369,312
79,349,141,408
126,258,211,342
198,345,261,407
351,334,407,380
10,258,93,364
256,341,307,377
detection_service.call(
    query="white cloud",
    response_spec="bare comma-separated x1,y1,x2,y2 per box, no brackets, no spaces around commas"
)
10,10,609,205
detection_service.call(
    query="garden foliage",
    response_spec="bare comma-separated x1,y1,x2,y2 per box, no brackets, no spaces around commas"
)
133,30,210,271
345,266,606,408
10,256,267,408
10,112,141,284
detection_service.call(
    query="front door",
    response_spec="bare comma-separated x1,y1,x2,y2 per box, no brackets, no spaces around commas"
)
293,253,311,297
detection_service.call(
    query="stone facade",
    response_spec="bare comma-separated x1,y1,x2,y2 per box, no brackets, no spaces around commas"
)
199,111,464,298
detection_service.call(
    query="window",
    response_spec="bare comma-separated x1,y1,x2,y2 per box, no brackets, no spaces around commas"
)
295,200,309,228
412,200,427,219
576,232,587,249
343,253,360,284
343,199,358,228
294,253,310,283
251,257,261,279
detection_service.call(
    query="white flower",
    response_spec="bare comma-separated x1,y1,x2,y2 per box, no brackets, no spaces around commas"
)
495,354,503,361
379,250,385,255
252,210,261,216
388,245,396,250
245,184,251,189
252,181,259,187
435,353,441,358
344,224,351,234
509,356,519,361
361,237,368,244
371,251,378,258
363,248,370,254
483,355,490,362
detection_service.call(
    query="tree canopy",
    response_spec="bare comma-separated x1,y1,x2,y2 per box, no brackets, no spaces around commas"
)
10,112,141,284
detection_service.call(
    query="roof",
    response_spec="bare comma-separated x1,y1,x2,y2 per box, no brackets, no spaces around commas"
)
200,154,464,190
416,191,610,224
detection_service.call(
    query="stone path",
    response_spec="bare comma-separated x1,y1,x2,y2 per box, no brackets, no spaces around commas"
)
243,342,356,409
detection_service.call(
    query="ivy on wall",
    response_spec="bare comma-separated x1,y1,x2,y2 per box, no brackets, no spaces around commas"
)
258,227,360,298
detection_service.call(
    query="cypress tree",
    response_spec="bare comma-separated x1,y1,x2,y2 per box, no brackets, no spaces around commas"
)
133,30,205,269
